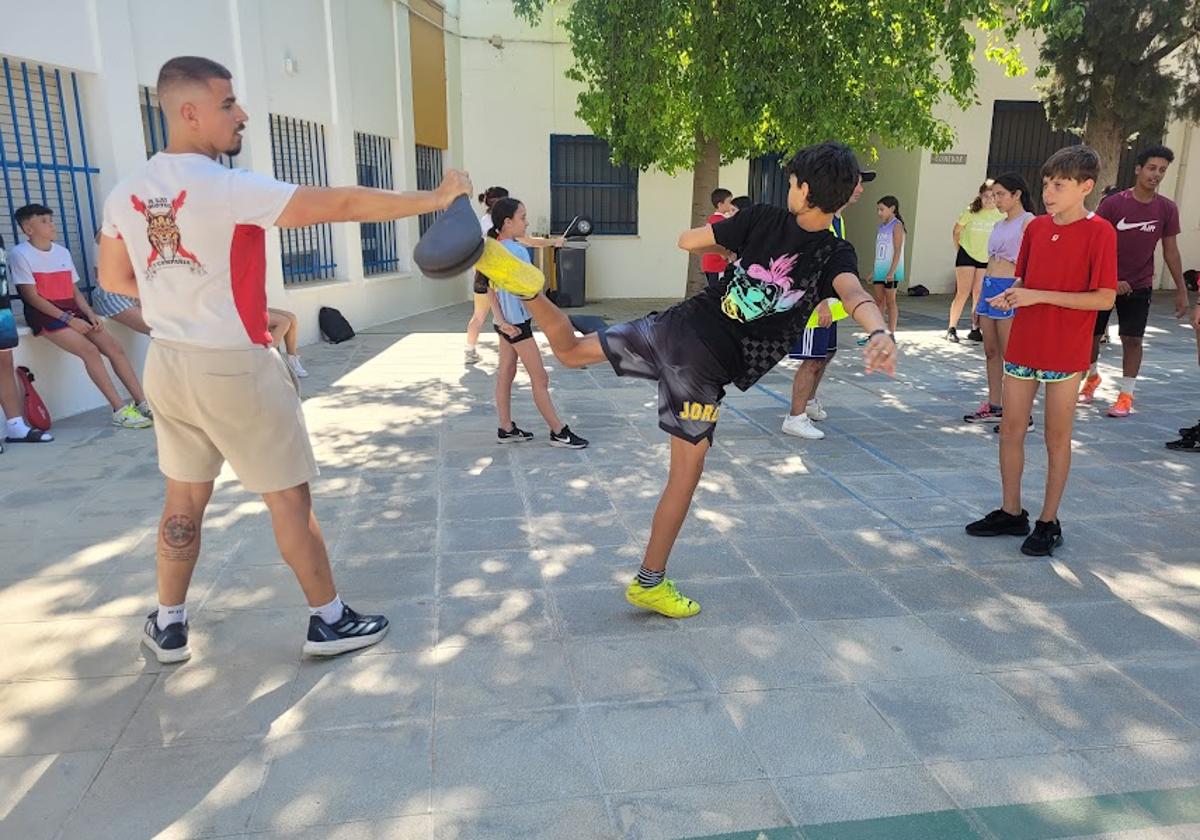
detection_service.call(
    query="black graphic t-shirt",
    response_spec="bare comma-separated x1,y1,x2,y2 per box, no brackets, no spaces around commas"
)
685,203,858,390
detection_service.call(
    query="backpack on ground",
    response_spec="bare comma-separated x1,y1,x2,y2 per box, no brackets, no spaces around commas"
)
907,284,930,297
16,366,51,431
318,307,355,344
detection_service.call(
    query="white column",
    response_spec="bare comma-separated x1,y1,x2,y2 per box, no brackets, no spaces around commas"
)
321,0,361,283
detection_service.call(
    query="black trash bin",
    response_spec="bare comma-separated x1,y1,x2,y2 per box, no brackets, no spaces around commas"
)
553,216,592,308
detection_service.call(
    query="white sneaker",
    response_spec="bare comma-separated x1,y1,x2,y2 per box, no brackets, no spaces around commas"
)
781,413,824,440
807,399,827,421
287,355,309,378
464,346,481,365
112,403,152,429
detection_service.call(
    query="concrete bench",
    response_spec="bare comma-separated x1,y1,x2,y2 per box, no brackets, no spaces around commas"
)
8,322,150,421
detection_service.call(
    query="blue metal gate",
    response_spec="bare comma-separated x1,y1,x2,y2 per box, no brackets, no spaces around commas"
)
1,56,99,298
355,131,399,275
269,114,335,284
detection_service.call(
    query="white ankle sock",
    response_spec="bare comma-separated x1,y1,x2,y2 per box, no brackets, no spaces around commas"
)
1118,376,1137,395
157,603,187,630
6,417,31,437
311,595,345,625
1088,363,1099,377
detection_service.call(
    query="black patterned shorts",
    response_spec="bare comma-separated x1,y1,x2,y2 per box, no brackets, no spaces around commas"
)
598,310,729,445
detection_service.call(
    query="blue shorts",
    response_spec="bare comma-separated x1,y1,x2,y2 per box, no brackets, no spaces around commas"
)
789,323,838,360
976,276,1016,320
1003,363,1081,383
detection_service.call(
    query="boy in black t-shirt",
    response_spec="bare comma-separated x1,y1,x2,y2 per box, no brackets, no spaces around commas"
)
507,141,895,618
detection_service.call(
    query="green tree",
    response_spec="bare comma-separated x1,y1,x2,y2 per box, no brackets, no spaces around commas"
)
513,0,1014,295
1006,0,1200,200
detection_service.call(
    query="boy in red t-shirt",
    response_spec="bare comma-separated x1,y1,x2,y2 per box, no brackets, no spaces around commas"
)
965,145,1117,556
701,188,736,287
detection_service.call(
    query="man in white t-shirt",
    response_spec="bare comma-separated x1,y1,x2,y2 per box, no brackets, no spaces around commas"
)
99,56,470,664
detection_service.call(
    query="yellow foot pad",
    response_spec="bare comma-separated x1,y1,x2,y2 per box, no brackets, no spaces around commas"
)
474,238,546,299
625,578,701,618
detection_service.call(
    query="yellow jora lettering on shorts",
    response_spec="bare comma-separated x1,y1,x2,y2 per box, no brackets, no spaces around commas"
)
678,401,721,423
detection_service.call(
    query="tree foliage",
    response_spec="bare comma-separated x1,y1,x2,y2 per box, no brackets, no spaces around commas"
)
512,0,1018,172
1009,0,1200,143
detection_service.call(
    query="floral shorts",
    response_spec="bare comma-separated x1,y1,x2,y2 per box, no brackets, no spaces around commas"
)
1003,362,1081,383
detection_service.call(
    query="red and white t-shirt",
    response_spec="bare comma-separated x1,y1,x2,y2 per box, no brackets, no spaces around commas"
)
702,212,729,273
101,152,297,349
8,241,80,302
1006,213,1118,373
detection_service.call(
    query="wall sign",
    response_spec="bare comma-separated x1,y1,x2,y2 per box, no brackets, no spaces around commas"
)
931,153,968,165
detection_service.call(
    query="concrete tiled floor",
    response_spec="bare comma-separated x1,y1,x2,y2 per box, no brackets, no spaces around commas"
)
2,294,1200,839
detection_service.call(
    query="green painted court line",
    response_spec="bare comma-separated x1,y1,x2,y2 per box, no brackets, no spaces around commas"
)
682,783,1200,840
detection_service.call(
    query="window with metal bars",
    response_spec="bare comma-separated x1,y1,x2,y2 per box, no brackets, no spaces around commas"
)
269,114,335,284
748,153,789,210
414,144,443,236
1,56,99,301
355,132,399,275
139,86,236,167
550,135,638,235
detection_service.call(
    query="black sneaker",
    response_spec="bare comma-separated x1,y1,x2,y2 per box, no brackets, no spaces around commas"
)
142,611,191,664
497,424,535,444
993,417,1034,434
1176,421,1200,437
1021,519,1064,556
303,604,389,657
946,327,960,343
966,508,1031,537
549,424,589,449
1166,435,1200,452
967,327,983,342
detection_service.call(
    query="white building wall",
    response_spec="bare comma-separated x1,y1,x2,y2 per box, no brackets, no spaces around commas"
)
3,0,466,420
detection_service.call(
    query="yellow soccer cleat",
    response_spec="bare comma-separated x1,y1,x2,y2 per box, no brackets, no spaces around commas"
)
474,237,546,299
625,578,701,619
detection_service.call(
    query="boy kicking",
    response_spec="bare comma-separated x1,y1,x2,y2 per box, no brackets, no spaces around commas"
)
966,145,1117,556
480,141,895,616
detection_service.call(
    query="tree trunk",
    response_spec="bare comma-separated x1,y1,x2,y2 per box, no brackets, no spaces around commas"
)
1082,110,1123,209
684,134,722,298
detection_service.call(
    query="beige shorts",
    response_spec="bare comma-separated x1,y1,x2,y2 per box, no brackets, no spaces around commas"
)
144,339,318,494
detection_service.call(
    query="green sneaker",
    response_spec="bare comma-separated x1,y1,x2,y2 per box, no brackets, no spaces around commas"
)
112,403,152,429
625,578,700,618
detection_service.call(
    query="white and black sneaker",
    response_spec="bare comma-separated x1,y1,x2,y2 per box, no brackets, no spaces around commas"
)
549,425,589,449
993,417,1035,433
497,423,535,444
303,604,389,657
142,611,191,664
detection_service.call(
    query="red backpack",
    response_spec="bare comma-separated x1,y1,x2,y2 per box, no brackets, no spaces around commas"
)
16,366,51,431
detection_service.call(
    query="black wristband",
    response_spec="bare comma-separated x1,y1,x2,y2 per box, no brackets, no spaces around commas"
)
868,329,894,342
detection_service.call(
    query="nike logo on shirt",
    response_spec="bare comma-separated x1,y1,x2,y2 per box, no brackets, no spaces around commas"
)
1115,218,1158,232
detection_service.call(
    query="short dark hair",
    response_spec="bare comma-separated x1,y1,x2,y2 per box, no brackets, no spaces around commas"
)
731,195,752,211
710,188,733,208
14,203,53,228
157,56,233,95
784,141,859,213
1042,145,1100,184
1136,144,1174,167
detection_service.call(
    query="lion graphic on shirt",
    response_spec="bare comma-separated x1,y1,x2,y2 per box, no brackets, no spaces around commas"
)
130,191,204,278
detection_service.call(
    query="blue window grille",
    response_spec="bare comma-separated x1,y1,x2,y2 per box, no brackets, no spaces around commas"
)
355,132,399,275
1,56,99,299
269,114,335,284
748,153,789,209
139,86,236,167
550,135,638,235
415,144,443,236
